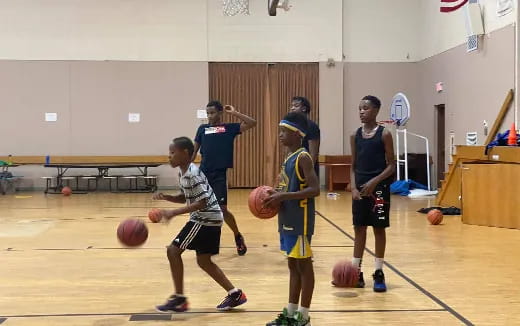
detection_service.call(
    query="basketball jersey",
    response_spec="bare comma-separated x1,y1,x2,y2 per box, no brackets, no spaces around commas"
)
354,126,389,187
277,148,315,236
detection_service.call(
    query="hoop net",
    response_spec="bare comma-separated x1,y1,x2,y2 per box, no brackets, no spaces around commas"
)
223,0,250,16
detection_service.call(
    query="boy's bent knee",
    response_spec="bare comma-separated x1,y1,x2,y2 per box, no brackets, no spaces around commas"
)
167,245,182,259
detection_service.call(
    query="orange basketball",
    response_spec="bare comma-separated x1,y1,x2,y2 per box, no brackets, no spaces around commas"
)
331,260,359,287
61,186,72,196
117,219,148,247
248,186,279,219
427,209,443,225
148,208,162,223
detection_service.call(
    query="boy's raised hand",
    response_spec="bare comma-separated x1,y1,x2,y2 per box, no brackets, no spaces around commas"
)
224,105,236,113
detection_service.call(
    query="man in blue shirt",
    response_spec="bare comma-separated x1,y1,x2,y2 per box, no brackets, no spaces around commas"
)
193,101,257,256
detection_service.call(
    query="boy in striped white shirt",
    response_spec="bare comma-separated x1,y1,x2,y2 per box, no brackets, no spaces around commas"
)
154,137,247,313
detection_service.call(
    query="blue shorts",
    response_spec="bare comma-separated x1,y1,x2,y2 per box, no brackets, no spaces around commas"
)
280,233,313,259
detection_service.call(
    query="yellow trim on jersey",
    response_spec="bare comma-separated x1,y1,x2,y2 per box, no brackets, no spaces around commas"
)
280,150,301,190
299,183,309,235
294,150,311,235
278,169,289,191
295,151,312,182
284,148,304,165
288,235,313,259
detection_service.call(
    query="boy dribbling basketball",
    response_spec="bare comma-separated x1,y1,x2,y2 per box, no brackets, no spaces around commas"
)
264,112,320,326
350,96,395,292
153,137,247,312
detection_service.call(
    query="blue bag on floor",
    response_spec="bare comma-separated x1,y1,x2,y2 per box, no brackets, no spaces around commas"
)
390,179,428,196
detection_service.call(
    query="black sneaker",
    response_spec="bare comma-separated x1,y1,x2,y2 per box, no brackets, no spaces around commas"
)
216,289,247,311
155,295,189,313
357,271,365,288
373,269,387,292
235,233,247,256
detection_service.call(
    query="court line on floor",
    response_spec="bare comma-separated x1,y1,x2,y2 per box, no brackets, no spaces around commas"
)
103,206,175,209
0,246,240,251
0,308,448,319
316,210,473,326
2,207,50,210
4,245,355,252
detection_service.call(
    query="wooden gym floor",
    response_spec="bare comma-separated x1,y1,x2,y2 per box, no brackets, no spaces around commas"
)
1,190,519,326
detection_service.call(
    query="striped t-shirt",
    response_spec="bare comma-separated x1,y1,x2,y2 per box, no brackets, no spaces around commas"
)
179,163,223,226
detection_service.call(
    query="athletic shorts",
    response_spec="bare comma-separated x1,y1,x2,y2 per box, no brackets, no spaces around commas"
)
280,233,313,259
352,182,391,228
203,169,228,206
171,221,221,255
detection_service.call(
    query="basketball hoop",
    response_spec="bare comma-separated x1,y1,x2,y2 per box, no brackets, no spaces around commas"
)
390,92,410,127
223,0,249,16
268,0,291,16
389,92,433,191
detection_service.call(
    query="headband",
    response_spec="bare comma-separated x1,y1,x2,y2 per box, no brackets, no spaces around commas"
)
279,120,306,137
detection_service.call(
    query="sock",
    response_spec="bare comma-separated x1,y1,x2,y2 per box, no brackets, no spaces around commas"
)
228,288,239,295
287,303,298,315
175,293,185,298
375,257,384,271
352,257,362,270
298,306,310,320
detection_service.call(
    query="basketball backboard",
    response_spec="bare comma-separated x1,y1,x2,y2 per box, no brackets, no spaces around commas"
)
223,0,249,16
390,93,411,127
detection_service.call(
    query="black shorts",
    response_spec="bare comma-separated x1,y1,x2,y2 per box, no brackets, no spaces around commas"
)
352,182,390,228
171,221,221,255
204,169,228,206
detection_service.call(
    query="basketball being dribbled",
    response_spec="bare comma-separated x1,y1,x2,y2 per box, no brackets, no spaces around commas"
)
331,260,359,287
117,219,148,247
61,186,72,196
248,186,279,219
427,209,443,225
148,208,162,223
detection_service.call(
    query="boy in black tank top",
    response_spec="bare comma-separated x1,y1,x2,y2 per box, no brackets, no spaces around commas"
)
349,96,395,292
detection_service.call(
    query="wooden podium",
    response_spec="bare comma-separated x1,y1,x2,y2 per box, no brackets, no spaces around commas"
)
437,146,520,229
461,161,520,229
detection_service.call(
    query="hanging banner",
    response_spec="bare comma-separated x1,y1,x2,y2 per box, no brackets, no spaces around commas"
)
440,0,469,13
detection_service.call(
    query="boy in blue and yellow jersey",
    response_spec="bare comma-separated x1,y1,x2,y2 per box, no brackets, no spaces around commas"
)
264,112,320,326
